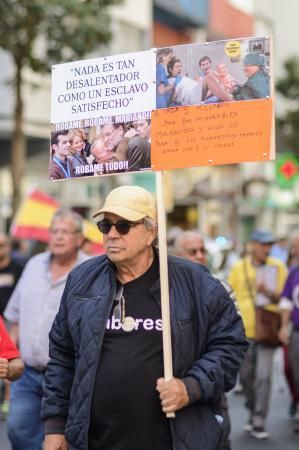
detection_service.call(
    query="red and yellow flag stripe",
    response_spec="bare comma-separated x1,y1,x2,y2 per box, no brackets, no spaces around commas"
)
11,190,103,254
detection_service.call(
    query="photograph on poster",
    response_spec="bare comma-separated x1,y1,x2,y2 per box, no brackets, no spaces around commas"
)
155,36,271,109
49,112,152,181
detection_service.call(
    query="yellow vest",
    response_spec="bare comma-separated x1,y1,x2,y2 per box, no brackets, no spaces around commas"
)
228,256,287,339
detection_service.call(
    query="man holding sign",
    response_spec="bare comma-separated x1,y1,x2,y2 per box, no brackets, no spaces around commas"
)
41,185,248,450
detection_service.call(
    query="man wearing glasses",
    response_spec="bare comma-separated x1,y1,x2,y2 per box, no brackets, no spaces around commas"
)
173,230,236,450
4,209,89,450
173,230,207,265
41,186,247,450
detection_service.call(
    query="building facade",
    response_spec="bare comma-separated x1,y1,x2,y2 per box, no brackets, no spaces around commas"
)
1,0,299,243
0,0,153,230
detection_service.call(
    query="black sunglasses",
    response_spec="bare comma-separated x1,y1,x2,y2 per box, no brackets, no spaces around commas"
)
97,219,144,235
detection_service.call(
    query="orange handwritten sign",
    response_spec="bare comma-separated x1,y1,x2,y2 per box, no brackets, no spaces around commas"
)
151,99,273,171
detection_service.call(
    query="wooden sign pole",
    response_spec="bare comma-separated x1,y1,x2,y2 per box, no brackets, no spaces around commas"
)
155,170,175,419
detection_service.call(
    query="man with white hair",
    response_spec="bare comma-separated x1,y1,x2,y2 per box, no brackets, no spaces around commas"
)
173,230,207,265
4,209,89,450
41,185,247,450
174,230,234,450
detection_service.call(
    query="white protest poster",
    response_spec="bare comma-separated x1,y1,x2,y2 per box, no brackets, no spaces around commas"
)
49,49,155,181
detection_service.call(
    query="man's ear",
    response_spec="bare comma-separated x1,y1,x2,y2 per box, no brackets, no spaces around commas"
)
147,225,158,247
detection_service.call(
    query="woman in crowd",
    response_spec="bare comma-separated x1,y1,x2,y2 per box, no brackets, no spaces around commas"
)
156,48,174,109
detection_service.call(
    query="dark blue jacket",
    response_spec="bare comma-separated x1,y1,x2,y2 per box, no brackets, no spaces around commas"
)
41,254,248,450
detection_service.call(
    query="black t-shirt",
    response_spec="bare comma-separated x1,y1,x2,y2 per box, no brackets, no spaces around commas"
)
0,259,23,316
88,257,172,450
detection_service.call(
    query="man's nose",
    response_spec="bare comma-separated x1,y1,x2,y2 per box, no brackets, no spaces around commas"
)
195,250,205,262
107,225,119,238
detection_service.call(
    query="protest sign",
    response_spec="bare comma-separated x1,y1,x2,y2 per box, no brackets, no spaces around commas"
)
50,50,155,181
151,98,273,170
49,36,273,181
153,36,274,169
51,50,156,122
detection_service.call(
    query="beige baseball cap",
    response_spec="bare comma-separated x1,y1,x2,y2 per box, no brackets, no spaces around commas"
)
92,185,156,221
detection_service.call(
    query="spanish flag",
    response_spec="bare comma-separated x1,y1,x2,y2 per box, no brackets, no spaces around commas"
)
10,190,104,254
11,190,59,242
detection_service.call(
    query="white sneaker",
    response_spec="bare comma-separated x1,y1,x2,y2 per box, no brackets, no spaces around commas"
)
251,426,269,439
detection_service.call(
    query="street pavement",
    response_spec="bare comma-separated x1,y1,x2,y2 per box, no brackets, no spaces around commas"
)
0,349,298,449
229,348,299,449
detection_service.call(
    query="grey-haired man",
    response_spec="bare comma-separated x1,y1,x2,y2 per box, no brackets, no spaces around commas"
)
174,230,235,450
4,209,89,450
41,186,248,450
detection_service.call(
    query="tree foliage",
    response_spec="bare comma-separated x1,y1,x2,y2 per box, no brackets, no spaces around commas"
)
276,57,299,154
0,0,122,70
0,0,122,214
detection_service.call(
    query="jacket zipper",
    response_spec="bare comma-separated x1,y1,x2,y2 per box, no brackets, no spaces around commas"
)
170,420,176,450
153,284,177,450
83,282,116,450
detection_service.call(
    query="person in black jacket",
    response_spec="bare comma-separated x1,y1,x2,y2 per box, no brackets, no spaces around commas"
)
41,185,248,450
174,230,237,450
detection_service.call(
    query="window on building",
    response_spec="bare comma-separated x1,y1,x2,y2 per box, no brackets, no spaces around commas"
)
114,21,149,53
229,0,254,15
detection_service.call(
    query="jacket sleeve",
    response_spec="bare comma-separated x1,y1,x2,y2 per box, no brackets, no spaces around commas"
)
186,280,248,403
41,276,75,434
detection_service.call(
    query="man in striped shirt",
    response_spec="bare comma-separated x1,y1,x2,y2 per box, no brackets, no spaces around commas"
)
4,209,89,450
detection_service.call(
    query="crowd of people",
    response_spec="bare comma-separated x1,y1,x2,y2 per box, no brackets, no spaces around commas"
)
49,119,151,181
168,226,299,440
156,47,270,109
0,185,299,449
